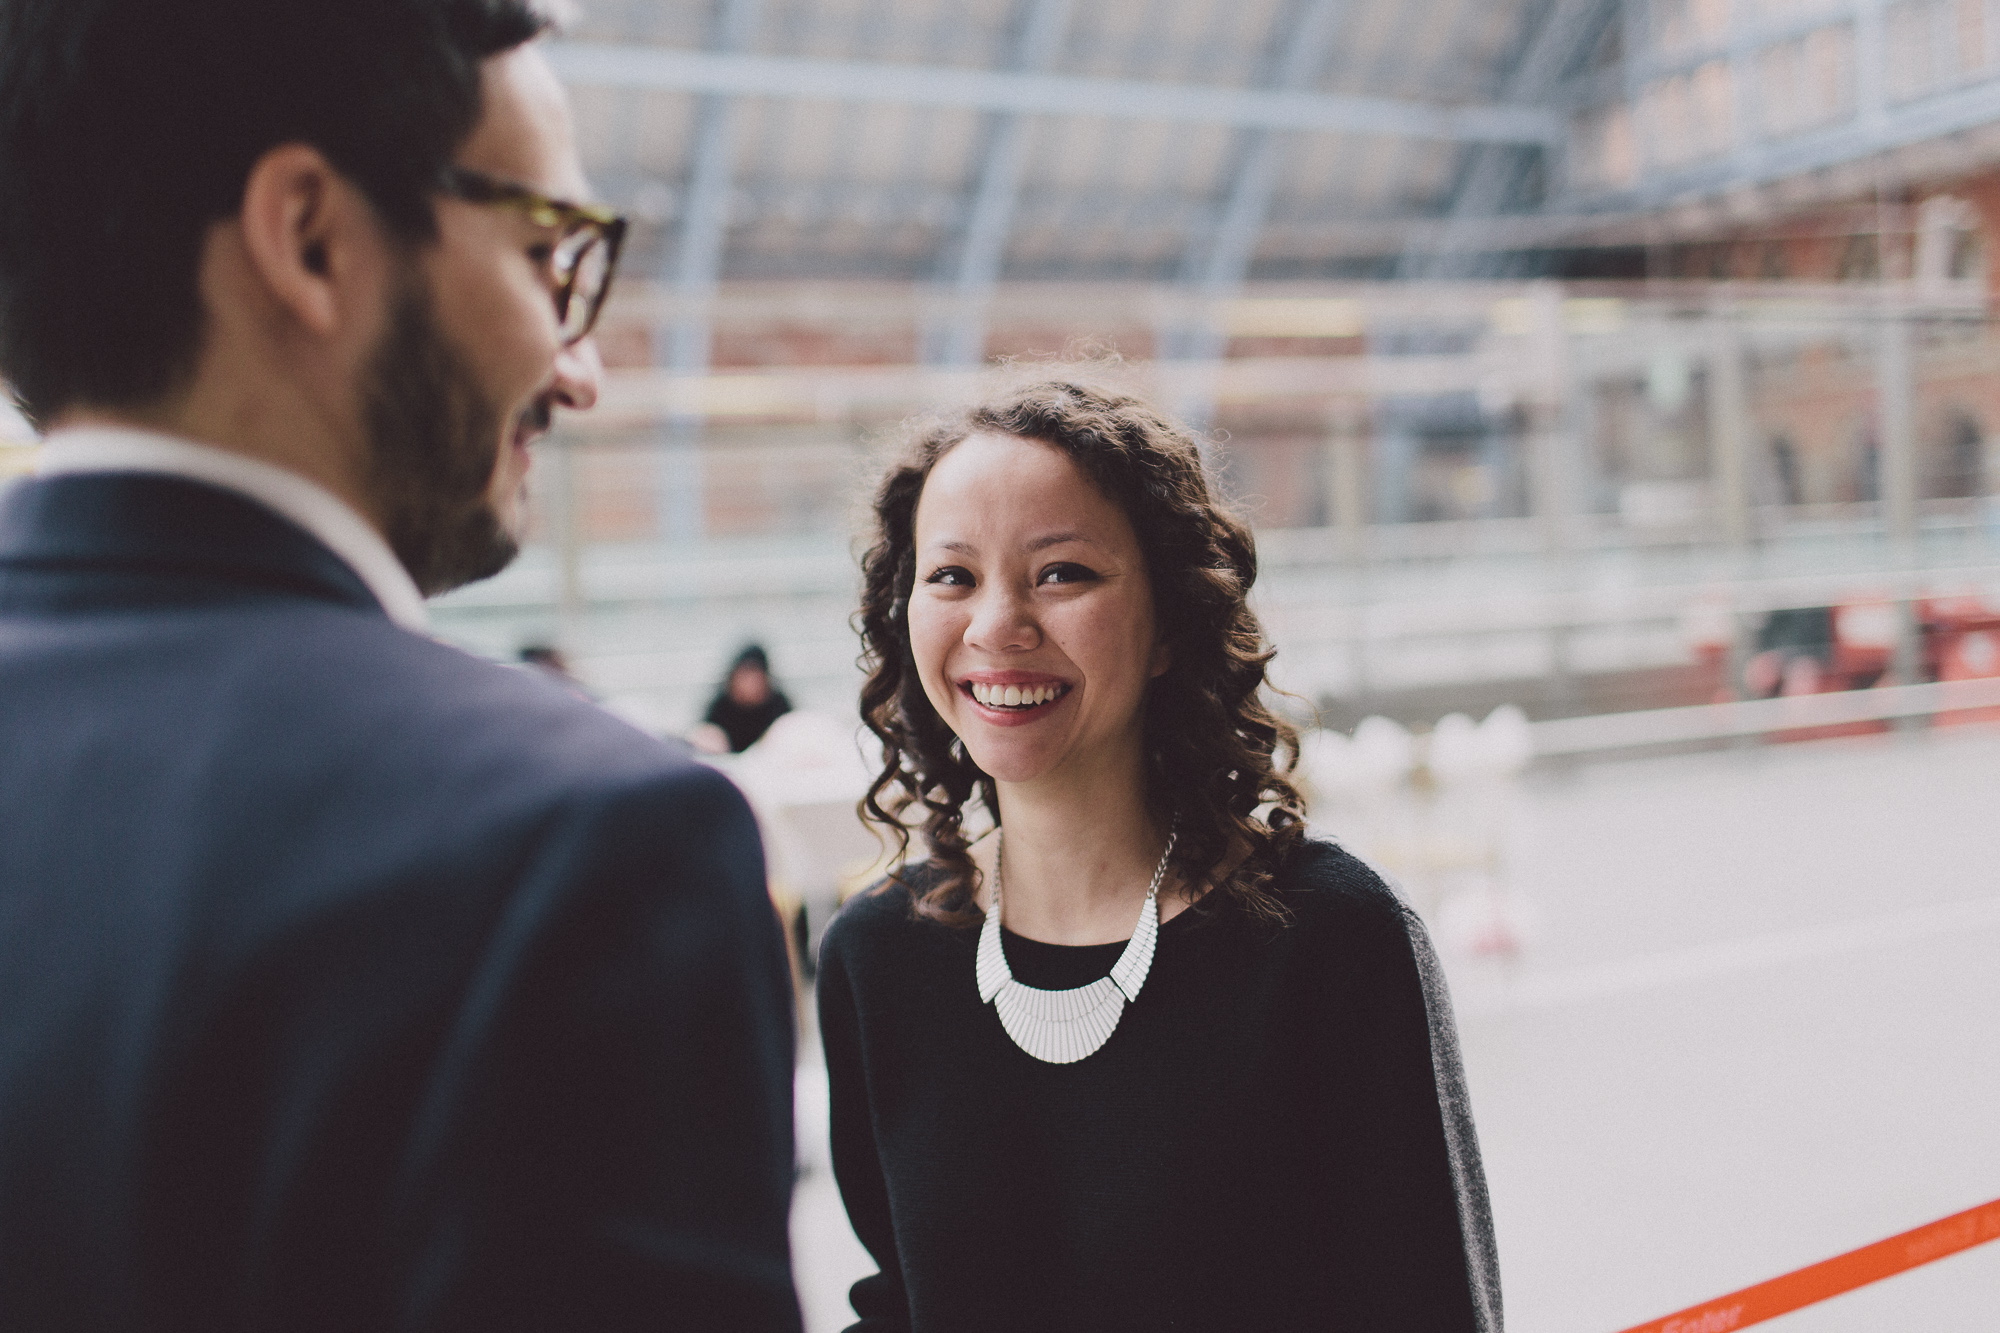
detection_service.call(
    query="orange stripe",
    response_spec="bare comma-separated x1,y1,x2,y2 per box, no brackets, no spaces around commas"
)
1617,1197,2000,1333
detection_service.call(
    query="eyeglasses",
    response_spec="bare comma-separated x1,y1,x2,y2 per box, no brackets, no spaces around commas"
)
437,166,628,346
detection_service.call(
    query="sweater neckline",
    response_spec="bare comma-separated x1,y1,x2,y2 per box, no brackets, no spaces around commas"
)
995,889,1215,952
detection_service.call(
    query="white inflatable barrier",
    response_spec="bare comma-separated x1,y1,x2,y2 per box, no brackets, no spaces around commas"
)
1303,706,1535,960
709,712,885,957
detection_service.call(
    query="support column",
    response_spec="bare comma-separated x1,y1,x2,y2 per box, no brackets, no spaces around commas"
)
1372,425,1416,525
1524,283,1575,551
1166,0,1350,428
1855,0,1889,135
1323,403,1369,561
653,0,762,544
1876,301,1924,692
1711,312,1758,708
924,0,1076,367
1876,310,1919,549
1398,0,1610,279
1705,305,1752,548
549,438,584,645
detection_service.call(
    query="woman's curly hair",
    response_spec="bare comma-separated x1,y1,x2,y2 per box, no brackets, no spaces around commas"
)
856,379,1307,927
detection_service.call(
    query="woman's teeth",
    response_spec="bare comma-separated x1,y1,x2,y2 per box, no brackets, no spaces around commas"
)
970,682,1062,708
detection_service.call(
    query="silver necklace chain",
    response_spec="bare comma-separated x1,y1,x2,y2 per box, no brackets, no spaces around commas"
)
975,830,1177,1064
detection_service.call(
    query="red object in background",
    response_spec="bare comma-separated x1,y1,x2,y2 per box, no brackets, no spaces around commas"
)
1615,1196,2000,1333
1829,600,1897,686
1685,594,2000,725
1939,627,2000,678
1762,602,1890,740
1922,596,2000,724
1730,594,2000,739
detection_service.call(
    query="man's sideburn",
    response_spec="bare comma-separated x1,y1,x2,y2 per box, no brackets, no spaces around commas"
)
362,270,515,597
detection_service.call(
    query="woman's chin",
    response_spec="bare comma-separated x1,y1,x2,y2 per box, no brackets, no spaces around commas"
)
959,741,1055,788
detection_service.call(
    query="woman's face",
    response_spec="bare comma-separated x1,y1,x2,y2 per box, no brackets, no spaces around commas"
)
728,663,771,706
908,432,1168,788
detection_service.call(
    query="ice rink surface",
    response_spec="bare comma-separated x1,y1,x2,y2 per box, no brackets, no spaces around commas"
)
790,724,2000,1332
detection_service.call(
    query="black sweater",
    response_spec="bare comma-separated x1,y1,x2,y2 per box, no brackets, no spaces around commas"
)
816,839,1501,1333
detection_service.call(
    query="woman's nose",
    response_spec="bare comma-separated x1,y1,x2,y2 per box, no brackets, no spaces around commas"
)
964,584,1039,653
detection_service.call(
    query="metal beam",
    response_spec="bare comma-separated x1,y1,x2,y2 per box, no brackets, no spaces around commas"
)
925,0,1077,367
1160,0,1351,420
1601,6,1870,91
1510,0,1622,104
659,2,759,376
1294,0,1463,257
1557,0,2000,212
1562,67,2000,210
1399,0,1619,279
1854,0,1889,134
1382,0,1614,556
1185,0,1352,292
583,165,1659,255
653,0,760,543
547,41,1564,145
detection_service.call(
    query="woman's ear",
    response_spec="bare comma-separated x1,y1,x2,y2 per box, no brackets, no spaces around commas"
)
1149,635,1172,678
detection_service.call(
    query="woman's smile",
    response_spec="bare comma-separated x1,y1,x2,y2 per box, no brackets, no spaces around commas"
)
958,673,1073,724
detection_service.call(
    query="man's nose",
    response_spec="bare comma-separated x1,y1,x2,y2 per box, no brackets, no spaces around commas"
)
550,336,603,412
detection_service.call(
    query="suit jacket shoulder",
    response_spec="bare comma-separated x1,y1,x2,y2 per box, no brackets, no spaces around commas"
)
0,474,803,1332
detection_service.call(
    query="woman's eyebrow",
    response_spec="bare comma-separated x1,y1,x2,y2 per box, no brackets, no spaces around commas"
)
927,533,1102,556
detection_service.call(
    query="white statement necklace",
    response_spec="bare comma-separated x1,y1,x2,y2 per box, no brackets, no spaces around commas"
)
975,831,1176,1064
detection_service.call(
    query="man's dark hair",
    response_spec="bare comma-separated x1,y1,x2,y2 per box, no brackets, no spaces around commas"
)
0,0,550,425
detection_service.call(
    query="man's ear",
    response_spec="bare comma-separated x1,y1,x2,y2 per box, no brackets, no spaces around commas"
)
236,143,368,339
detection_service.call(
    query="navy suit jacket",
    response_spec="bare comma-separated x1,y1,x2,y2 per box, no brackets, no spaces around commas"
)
0,473,802,1332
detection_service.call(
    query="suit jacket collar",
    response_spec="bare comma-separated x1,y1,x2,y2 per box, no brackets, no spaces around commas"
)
36,428,428,629
0,471,390,620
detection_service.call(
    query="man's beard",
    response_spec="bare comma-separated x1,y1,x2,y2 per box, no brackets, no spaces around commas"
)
362,278,521,597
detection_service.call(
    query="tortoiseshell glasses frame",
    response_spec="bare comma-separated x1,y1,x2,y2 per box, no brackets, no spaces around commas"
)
438,166,628,346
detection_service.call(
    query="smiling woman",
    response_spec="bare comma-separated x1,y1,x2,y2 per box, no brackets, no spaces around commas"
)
817,380,1504,1332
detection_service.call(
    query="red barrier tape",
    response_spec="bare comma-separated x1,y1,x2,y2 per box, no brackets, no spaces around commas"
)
1617,1197,2000,1333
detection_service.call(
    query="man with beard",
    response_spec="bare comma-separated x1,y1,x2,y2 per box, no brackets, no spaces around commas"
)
0,3,802,1330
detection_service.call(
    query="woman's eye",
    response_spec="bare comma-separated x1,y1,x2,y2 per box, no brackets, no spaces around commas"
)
924,566,974,588
1039,562,1098,585
527,242,557,270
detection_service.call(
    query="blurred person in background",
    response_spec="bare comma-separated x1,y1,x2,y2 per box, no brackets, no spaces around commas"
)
0,2,800,1329
1743,606,1839,697
518,639,594,698
694,642,793,754
518,639,576,678
818,382,1500,1332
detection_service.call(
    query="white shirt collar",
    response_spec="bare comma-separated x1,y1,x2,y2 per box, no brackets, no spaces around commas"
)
36,425,428,632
